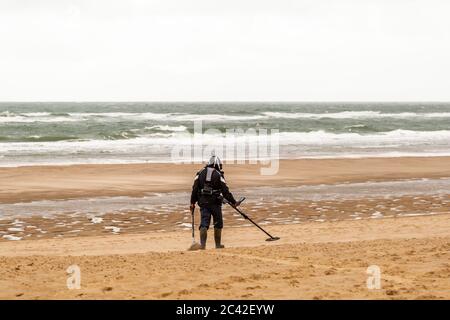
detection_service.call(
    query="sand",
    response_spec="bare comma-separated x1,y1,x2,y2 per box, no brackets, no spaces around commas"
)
2,157,450,204
0,157,449,299
0,214,448,299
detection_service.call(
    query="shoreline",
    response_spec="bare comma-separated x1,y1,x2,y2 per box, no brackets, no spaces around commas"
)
1,193,449,242
3,152,450,168
0,156,449,244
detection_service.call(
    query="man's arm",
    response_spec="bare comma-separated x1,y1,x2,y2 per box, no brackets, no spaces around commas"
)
191,169,205,210
190,171,201,208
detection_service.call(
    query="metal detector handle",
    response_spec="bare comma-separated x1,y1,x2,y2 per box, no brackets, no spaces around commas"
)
190,207,195,238
222,196,245,206
223,197,249,218
236,197,246,206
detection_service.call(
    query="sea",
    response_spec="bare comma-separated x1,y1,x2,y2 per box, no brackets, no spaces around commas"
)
1,102,450,166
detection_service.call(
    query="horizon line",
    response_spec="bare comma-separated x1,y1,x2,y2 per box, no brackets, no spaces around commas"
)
1,100,450,104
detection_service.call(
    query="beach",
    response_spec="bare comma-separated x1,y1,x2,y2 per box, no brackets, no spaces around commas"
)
0,214,448,300
2,0,450,304
0,157,449,299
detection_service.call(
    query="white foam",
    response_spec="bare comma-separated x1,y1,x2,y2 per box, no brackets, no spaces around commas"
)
105,226,121,233
146,125,187,132
371,212,384,218
7,227,24,232
3,110,450,124
2,127,450,167
0,112,79,123
2,234,22,240
263,111,450,120
2,129,450,151
62,112,265,122
91,217,103,224
277,129,450,146
68,229,82,233
399,213,429,217
179,223,192,228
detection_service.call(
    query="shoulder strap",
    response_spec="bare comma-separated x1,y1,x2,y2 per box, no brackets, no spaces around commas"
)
206,167,215,182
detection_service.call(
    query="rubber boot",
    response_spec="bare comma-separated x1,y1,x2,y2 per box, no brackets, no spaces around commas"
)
214,228,225,249
199,227,207,249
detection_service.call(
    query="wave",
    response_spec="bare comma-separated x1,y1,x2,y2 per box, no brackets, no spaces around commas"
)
2,129,450,150
275,129,450,145
0,111,78,123
0,129,450,145
66,112,266,122
24,135,79,142
1,129,450,166
262,111,450,119
0,111,265,123
2,110,450,123
145,125,187,132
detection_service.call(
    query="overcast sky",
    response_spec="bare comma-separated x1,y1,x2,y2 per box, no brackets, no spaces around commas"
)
0,0,449,101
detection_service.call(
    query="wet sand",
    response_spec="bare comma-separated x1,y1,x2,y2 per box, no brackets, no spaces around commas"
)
0,194,449,241
0,157,449,299
2,157,450,204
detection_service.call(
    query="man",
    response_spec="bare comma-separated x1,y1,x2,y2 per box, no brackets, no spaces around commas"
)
190,155,239,249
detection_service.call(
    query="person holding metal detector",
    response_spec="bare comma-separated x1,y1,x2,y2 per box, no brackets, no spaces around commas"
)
189,155,279,251
190,155,241,249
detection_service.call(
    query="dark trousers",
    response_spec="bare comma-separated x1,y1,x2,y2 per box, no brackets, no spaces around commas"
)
199,204,223,229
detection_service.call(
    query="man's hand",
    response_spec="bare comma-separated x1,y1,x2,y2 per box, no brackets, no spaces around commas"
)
233,197,245,208
190,203,195,211
233,200,241,208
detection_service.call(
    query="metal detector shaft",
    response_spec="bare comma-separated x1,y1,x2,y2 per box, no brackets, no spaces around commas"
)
223,197,279,241
190,207,195,240
233,206,277,239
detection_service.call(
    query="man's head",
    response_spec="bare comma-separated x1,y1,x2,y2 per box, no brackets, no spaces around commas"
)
206,155,223,171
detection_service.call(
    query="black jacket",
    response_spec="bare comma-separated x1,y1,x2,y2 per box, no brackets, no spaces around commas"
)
190,166,236,206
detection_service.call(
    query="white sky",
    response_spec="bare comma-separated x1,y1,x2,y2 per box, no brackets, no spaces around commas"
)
0,0,449,101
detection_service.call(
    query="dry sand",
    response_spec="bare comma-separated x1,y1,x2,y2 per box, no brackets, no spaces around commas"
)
0,157,449,299
0,214,448,299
